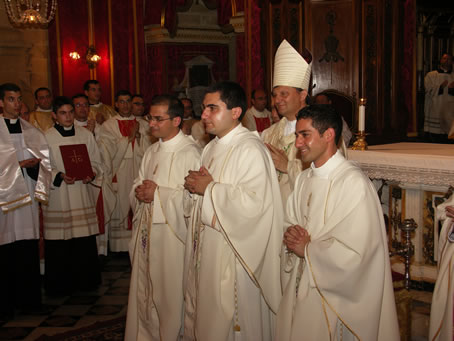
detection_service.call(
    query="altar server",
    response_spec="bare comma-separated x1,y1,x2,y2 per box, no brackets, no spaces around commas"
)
0,83,51,319
43,96,103,294
97,90,152,252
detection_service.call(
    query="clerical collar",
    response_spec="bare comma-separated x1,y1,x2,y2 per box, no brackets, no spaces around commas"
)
284,118,296,136
74,119,88,126
183,117,193,121
437,68,452,74
4,118,21,133
90,102,103,108
54,123,75,136
311,150,344,179
159,130,184,147
215,123,242,145
36,106,53,112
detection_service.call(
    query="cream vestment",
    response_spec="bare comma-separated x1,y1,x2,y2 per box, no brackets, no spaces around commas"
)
125,131,201,341
183,124,283,341
276,151,400,341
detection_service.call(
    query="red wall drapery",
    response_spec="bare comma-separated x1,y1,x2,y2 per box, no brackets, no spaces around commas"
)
48,0,145,105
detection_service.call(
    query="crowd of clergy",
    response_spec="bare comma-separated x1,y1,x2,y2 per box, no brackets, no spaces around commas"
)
1,40,454,341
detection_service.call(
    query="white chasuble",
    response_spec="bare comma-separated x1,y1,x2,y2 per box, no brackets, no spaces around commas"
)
43,126,103,240
125,131,201,341
183,124,284,341
97,115,151,251
429,195,454,341
276,153,400,341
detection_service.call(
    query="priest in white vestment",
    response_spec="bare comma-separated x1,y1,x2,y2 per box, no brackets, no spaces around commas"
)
98,90,152,252
43,96,103,294
276,104,399,341
0,83,51,319
125,95,201,341
183,81,284,341
430,200,454,341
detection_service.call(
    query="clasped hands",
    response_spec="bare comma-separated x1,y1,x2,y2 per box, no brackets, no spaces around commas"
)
284,225,311,258
184,166,213,196
446,206,454,219
135,179,157,203
265,143,288,173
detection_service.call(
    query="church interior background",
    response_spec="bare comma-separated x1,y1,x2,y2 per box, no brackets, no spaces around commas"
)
0,0,453,340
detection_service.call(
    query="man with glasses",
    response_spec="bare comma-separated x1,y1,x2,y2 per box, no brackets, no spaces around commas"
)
72,94,99,137
183,81,283,341
131,94,146,118
98,90,152,252
125,95,200,341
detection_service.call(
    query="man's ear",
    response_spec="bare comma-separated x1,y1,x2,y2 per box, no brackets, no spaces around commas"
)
173,116,182,127
0,99,3,108
299,89,308,104
51,112,57,121
323,127,336,143
231,107,242,120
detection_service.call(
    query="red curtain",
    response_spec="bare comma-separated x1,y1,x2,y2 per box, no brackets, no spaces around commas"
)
48,0,146,105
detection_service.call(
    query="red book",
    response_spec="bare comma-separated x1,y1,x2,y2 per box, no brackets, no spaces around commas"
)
59,144,94,181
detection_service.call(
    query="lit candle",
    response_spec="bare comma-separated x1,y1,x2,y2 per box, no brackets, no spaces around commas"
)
358,98,366,132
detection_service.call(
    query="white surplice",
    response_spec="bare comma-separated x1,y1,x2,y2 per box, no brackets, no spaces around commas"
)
183,124,284,341
125,131,201,341
276,151,400,341
97,115,151,251
43,125,103,240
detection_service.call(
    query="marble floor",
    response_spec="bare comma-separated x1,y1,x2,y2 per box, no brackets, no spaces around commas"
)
0,252,130,341
0,252,433,341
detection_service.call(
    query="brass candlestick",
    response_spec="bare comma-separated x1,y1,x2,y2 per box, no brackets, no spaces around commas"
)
352,98,368,150
351,131,368,150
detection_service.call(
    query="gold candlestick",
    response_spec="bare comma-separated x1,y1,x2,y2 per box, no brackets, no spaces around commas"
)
351,131,368,150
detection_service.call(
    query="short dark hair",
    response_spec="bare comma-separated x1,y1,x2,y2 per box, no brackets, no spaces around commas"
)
115,90,132,102
83,80,99,91
251,88,266,99
34,87,51,99
0,83,21,100
132,94,144,101
297,104,342,145
72,93,88,101
314,92,332,102
151,95,184,120
53,96,73,113
181,97,193,106
205,81,247,121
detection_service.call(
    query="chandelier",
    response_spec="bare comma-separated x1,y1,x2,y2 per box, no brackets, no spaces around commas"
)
3,0,57,28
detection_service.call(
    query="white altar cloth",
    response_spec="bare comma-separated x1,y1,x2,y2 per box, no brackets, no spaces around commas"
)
347,143,454,187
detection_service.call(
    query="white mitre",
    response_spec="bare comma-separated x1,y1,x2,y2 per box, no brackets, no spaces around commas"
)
273,39,312,90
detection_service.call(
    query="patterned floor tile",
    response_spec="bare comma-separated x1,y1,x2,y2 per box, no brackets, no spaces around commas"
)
40,315,81,327
96,295,129,305
51,305,92,316
104,286,130,295
0,326,34,340
63,295,100,305
87,305,123,315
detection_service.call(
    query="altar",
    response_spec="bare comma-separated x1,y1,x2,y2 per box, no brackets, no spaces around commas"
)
347,142,454,282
